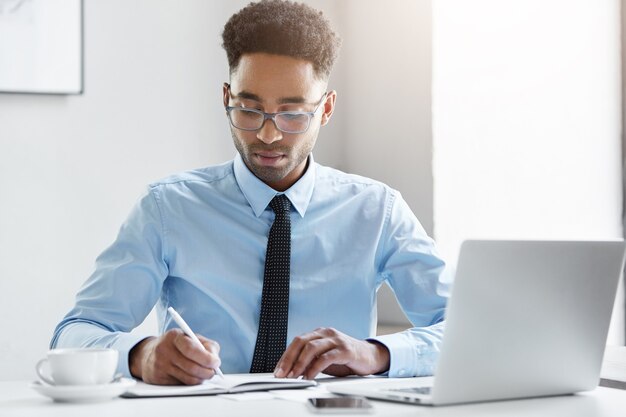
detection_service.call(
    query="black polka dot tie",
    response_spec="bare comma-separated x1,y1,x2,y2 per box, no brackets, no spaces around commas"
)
250,194,292,373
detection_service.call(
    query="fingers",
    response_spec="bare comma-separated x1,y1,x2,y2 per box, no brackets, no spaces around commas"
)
275,327,346,380
274,328,388,380
168,360,213,385
274,329,324,378
173,331,221,373
141,329,221,385
301,347,344,380
173,332,221,365
287,338,338,379
198,335,221,355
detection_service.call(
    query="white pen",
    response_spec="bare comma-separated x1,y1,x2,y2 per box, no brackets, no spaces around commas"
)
167,306,224,378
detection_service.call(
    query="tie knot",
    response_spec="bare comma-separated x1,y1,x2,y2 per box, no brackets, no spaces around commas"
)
270,194,291,215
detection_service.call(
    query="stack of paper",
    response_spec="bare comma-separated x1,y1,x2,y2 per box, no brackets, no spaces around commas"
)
122,373,317,398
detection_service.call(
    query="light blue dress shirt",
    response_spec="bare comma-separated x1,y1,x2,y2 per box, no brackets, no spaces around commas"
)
51,154,450,378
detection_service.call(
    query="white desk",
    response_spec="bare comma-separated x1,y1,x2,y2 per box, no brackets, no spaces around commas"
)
1,380,626,417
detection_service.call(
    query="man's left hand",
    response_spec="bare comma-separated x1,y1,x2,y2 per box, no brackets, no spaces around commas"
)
273,327,390,380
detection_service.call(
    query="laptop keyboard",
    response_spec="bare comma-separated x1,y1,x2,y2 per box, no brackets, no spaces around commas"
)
389,386,432,395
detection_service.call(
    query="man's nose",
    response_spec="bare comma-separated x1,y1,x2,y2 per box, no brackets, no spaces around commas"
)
256,118,283,144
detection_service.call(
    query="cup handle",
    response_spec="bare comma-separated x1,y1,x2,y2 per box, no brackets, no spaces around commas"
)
35,358,55,385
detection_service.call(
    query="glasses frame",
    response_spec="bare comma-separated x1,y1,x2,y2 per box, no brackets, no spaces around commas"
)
225,87,328,134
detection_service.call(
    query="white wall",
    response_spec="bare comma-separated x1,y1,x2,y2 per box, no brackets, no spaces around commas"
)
338,0,433,235
0,0,225,380
337,0,433,326
432,0,624,343
0,0,394,380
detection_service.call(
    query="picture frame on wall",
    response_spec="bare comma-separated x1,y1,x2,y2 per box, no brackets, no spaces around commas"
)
0,0,83,95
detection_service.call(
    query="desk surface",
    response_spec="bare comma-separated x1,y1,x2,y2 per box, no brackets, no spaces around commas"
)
1,380,626,417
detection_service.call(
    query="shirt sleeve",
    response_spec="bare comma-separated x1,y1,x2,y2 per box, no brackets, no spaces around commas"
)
368,190,452,378
49,186,168,377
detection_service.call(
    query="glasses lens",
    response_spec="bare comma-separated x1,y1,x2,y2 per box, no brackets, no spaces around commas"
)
229,109,263,130
275,113,310,134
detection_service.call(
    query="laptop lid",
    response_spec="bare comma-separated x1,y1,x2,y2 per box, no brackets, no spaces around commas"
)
328,240,626,406
431,240,626,405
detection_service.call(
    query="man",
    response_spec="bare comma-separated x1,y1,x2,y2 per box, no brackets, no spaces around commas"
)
51,0,450,385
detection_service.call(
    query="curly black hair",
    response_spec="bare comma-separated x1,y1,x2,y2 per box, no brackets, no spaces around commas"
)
222,0,341,80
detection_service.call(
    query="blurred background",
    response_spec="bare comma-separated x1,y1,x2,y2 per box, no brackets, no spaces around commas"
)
0,0,623,380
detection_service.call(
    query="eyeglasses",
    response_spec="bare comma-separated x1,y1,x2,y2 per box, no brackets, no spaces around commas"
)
225,89,327,134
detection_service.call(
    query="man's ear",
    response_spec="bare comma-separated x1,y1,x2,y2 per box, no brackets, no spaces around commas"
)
320,90,337,126
223,83,230,108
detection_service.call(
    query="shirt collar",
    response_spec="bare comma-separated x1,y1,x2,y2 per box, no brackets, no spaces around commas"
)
233,153,316,218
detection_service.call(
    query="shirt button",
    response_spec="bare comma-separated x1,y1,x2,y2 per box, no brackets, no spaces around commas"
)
398,369,406,376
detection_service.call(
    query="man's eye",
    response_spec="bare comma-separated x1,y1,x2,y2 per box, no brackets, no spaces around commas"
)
240,110,259,118
281,113,305,121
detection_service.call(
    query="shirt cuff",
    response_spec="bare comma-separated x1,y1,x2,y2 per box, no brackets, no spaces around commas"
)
368,332,438,378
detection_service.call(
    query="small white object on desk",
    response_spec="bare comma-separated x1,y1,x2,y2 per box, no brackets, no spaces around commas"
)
30,378,136,403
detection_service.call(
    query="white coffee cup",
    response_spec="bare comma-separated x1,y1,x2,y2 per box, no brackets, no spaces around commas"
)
35,348,119,386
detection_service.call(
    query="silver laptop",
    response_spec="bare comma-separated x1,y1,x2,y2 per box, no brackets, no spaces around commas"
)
329,240,626,406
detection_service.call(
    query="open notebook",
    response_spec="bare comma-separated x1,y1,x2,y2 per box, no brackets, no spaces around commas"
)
122,373,317,398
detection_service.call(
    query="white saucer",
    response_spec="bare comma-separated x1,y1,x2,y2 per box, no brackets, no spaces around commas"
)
30,378,136,402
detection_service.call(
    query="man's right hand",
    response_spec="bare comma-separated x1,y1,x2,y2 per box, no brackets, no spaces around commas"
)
129,328,221,385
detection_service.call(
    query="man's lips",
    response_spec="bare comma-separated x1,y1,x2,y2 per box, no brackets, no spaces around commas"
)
254,152,285,165
256,152,284,158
